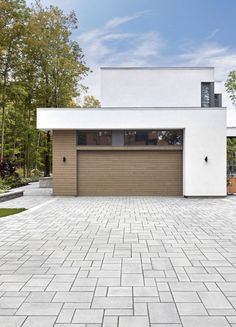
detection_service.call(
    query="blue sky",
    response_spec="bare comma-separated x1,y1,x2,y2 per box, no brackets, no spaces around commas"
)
28,0,236,114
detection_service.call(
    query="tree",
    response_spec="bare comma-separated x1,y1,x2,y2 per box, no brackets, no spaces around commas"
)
0,0,90,177
225,71,236,107
26,3,89,176
0,0,30,160
83,95,101,108
28,2,89,108
227,138,236,177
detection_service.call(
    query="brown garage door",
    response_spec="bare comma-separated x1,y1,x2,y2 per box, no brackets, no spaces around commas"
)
77,150,182,196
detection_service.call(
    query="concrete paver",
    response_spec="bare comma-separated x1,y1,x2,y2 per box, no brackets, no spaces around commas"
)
0,195,236,325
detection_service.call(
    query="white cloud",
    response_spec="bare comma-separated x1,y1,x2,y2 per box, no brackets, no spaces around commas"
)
206,28,220,41
78,12,163,99
176,43,236,124
105,11,147,29
179,44,228,65
79,13,236,126
134,32,163,58
78,11,159,68
98,31,162,67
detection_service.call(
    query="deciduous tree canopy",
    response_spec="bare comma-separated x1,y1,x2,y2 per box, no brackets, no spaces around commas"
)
0,0,96,177
83,95,101,108
225,70,236,107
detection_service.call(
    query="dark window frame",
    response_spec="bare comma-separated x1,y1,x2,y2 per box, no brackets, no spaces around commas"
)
77,130,184,147
77,130,112,146
214,93,222,107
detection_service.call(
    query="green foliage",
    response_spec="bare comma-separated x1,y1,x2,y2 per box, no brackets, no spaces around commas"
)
83,95,101,108
227,138,236,177
227,138,236,162
0,208,26,218
0,177,11,192
0,0,90,176
5,175,25,188
0,160,18,179
0,157,38,190
225,71,236,106
1,175,38,189
31,168,42,177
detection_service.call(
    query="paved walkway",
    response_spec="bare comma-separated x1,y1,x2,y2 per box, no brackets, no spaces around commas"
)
0,195,236,326
0,182,53,209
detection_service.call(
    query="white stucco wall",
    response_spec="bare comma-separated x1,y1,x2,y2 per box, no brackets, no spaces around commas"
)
227,110,236,128
37,107,226,197
227,127,236,137
101,68,215,108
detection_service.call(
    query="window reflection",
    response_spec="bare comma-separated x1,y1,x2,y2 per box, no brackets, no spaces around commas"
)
157,130,183,145
77,130,183,146
78,131,112,145
124,130,183,146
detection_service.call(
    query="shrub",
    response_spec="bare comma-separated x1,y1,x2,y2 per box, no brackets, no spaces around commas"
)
0,161,40,190
30,168,42,177
5,176,30,188
0,178,11,193
0,160,18,179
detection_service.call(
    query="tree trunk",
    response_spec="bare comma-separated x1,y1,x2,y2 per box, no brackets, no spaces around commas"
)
0,103,6,161
12,104,17,159
0,70,8,161
35,132,41,170
26,94,32,177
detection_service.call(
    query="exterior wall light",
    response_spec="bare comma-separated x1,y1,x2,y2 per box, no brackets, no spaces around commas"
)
205,156,208,163
63,157,66,163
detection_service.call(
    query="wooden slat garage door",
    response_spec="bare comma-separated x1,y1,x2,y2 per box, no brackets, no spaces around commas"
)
78,150,182,196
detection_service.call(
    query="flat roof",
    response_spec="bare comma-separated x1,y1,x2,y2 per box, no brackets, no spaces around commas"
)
37,107,226,131
37,107,226,111
101,67,214,70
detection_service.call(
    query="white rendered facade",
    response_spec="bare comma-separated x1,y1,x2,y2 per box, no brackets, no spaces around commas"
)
37,67,227,197
101,67,215,107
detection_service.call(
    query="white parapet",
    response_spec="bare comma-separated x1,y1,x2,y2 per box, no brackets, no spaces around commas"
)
227,127,236,137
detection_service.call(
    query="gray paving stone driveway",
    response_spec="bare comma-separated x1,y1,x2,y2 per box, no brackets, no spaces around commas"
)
0,194,236,326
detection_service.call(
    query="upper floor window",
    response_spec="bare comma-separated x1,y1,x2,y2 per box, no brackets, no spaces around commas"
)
124,130,183,146
77,130,112,145
201,82,214,107
214,94,222,107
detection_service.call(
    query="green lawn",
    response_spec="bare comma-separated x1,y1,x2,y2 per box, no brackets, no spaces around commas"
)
0,208,26,218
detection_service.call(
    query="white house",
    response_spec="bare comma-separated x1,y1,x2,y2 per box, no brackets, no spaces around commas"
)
37,67,227,197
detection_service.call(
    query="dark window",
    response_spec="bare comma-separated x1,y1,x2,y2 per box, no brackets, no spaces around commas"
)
227,152,236,176
201,82,211,107
201,82,214,107
124,130,183,146
157,130,183,145
77,131,112,145
214,94,222,107
124,131,157,145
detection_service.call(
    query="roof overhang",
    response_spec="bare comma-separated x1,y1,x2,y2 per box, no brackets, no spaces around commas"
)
37,107,226,131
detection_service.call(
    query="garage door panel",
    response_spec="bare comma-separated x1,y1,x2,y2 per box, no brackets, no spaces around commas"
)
78,151,182,196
